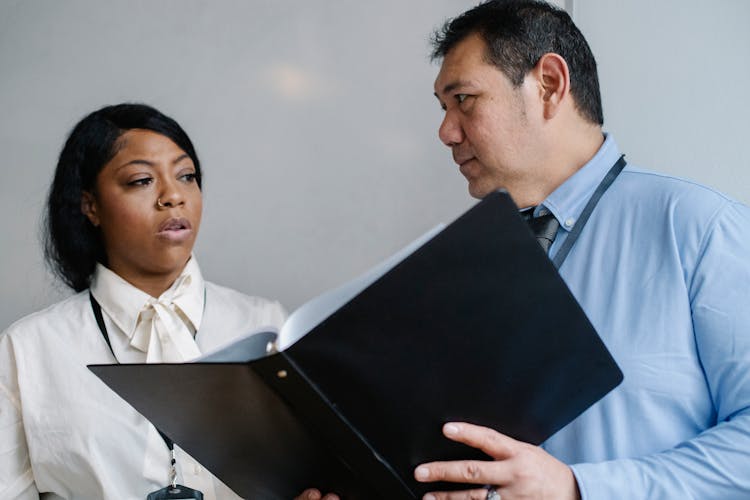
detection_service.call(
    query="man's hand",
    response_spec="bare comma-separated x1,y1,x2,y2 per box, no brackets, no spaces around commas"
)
294,488,340,500
413,422,580,500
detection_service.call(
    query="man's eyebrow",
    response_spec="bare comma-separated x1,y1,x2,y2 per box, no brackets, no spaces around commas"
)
435,80,469,97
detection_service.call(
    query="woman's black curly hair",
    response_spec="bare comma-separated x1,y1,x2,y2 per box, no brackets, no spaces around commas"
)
44,103,202,292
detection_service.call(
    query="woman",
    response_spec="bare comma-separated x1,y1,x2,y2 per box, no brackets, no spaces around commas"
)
0,103,286,499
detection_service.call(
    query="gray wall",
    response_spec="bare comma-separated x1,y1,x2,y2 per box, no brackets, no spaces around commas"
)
576,0,750,198
1,1,748,330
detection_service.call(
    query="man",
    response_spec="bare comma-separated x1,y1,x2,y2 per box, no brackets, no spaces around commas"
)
412,1,750,499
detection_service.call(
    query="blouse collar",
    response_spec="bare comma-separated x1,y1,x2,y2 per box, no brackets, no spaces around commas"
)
89,256,205,342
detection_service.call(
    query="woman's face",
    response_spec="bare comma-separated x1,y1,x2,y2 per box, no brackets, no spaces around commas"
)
82,129,202,290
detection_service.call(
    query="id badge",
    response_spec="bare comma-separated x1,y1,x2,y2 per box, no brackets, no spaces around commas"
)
146,484,204,500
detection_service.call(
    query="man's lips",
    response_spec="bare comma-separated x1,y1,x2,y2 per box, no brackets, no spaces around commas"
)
456,157,479,178
454,155,475,167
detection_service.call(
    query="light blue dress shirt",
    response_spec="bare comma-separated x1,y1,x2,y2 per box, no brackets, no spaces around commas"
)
539,134,750,498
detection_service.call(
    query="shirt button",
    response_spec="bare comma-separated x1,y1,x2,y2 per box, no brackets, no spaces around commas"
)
564,218,575,228
194,464,201,474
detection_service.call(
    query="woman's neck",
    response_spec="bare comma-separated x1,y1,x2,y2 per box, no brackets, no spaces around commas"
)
106,262,188,298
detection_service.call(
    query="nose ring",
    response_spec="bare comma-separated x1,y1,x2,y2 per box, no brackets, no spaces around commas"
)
156,198,168,209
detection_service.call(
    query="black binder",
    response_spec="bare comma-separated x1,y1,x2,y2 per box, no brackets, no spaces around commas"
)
89,190,623,499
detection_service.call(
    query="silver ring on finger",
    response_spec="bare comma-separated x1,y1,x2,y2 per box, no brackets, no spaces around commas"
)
485,485,501,500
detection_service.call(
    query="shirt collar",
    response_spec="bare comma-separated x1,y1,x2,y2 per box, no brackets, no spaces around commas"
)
90,256,205,340
542,133,622,232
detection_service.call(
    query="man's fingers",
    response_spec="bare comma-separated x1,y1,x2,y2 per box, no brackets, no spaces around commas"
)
414,421,517,486
442,422,517,459
421,487,493,500
415,459,510,486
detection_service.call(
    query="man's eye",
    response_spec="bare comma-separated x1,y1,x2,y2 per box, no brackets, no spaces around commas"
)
456,94,469,104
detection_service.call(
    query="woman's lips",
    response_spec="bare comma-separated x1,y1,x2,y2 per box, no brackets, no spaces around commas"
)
157,217,192,242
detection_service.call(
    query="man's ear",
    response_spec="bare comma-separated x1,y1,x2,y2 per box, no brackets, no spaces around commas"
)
534,52,570,120
81,191,100,227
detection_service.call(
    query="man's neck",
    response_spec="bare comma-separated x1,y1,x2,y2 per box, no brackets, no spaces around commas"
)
512,125,604,208
563,125,605,178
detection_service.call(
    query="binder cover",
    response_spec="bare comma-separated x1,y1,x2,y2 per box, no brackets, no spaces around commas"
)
90,191,623,499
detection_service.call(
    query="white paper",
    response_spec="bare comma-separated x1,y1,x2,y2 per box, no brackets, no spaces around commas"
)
277,224,445,349
197,223,445,362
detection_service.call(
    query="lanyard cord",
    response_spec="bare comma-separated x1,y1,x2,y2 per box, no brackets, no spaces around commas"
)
551,155,626,269
89,292,190,473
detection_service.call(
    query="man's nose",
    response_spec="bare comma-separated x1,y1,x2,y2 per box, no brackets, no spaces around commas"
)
438,111,464,147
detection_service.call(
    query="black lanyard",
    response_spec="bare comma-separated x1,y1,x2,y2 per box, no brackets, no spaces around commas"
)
90,293,206,499
551,154,626,269
89,293,177,452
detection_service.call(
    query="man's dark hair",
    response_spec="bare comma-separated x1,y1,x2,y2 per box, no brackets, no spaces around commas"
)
431,0,603,125
44,103,202,292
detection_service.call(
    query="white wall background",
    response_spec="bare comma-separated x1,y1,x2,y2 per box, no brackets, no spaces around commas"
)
1,0,748,330
575,0,750,199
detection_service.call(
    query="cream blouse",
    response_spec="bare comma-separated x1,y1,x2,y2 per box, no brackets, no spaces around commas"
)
0,259,286,499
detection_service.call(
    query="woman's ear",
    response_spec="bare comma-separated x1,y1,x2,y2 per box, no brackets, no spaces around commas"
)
534,52,570,120
81,191,100,227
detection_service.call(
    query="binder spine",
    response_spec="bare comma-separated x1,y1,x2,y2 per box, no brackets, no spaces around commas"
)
252,352,415,500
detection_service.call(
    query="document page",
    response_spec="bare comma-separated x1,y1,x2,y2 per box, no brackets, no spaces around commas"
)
197,224,445,360
277,224,444,350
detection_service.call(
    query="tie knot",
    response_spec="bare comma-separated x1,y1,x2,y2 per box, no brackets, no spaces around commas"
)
138,305,157,322
522,207,560,254
139,274,192,314
129,273,200,362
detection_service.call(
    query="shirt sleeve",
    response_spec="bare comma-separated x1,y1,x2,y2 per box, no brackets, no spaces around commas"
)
0,333,39,499
571,201,750,499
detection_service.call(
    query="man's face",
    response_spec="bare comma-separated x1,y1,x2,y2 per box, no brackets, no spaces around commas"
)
434,33,543,200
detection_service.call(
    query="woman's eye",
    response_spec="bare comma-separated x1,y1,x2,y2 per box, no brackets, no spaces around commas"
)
128,177,152,186
180,173,197,183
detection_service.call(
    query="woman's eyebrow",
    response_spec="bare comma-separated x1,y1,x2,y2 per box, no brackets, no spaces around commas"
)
115,159,155,170
171,153,190,165
115,154,190,171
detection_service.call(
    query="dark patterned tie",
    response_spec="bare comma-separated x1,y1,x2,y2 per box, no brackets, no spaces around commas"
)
522,207,560,254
